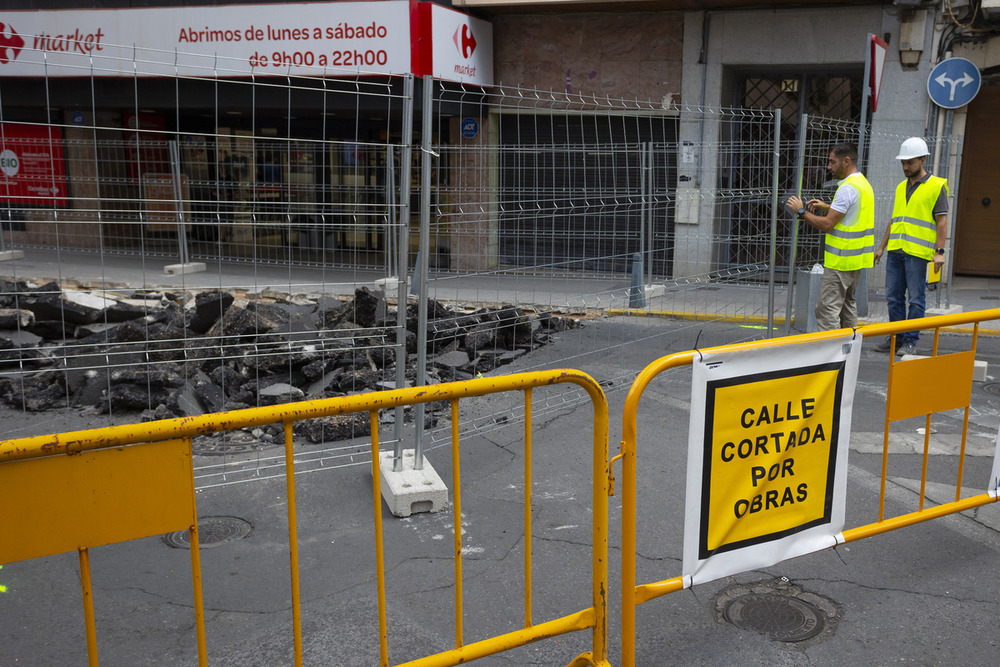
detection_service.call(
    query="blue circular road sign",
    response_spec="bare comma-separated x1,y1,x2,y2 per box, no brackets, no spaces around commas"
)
461,117,478,139
927,57,981,109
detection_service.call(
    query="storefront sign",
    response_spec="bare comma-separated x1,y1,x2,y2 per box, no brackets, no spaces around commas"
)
0,1,493,86
0,123,68,207
414,3,493,86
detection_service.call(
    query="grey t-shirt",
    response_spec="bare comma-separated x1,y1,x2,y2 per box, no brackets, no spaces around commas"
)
904,172,949,216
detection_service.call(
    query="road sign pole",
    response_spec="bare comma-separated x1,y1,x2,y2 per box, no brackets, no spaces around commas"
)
858,35,872,170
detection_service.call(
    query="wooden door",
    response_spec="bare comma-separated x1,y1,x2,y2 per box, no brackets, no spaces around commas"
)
955,85,1000,276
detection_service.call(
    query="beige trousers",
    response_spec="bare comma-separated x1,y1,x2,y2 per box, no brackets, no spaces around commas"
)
815,266,861,331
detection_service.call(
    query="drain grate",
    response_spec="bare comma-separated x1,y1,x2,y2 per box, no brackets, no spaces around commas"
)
163,516,253,549
714,578,838,644
981,295,1000,300
723,592,824,642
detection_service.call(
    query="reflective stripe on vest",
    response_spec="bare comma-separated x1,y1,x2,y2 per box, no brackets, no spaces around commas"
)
824,172,875,271
887,175,948,261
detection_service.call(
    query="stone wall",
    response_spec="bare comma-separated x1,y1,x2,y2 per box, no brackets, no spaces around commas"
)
492,12,684,101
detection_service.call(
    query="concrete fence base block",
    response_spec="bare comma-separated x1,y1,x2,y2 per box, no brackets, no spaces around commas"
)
374,276,400,292
164,262,207,276
377,449,448,518
0,250,25,262
645,284,665,299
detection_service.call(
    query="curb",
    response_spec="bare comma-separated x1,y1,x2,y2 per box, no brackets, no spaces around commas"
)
605,308,1000,336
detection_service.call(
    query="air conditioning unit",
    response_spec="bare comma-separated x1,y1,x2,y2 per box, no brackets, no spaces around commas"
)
982,0,1000,18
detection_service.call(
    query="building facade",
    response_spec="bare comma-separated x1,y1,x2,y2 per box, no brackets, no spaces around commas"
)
2,1,998,278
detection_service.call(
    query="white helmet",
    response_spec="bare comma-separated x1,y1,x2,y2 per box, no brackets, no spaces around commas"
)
895,137,929,160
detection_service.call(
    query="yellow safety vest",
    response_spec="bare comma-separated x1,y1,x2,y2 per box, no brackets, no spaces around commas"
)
888,175,948,261
824,172,875,271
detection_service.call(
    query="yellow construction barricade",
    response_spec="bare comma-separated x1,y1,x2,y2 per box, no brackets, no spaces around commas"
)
614,308,1000,666
0,370,610,667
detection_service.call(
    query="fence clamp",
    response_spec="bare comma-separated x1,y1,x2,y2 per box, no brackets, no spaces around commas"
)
608,449,625,497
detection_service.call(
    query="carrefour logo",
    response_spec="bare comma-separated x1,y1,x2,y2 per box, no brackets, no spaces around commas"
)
0,22,25,64
453,23,476,59
0,149,20,177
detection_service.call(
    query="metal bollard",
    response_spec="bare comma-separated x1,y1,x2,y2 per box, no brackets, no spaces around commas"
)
629,253,646,308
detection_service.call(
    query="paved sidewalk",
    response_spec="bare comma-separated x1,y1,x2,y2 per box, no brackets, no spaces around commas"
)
2,248,998,329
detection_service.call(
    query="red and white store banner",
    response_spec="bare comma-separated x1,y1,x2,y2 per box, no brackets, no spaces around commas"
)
0,1,492,86
412,2,493,85
0,123,68,207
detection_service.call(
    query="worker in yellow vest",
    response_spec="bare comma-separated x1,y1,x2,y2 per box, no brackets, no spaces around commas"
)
873,137,949,357
786,143,875,331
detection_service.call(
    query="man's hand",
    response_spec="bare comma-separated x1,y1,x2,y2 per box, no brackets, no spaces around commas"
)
874,247,884,264
785,195,804,213
806,199,830,214
933,253,945,273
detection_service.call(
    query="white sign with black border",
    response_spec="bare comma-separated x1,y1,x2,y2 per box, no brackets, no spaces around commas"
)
683,333,861,585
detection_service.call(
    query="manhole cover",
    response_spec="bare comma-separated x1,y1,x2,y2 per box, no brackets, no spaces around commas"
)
714,578,838,644
163,516,252,549
982,383,1000,396
723,592,825,642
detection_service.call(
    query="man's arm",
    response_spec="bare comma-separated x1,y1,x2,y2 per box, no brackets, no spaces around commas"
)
784,195,843,233
874,223,892,264
803,198,843,233
933,212,947,273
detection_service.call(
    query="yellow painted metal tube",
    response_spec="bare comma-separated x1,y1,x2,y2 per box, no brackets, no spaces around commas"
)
524,387,533,629
856,307,1000,338
283,420,304,667
370,412,390,667
841,492,999,544
450,399,463,649
566,651,608,667
619,349,695,667
583,377,610,665
188,527,208,667
634,576,686,606
78,547,99,667
604,306,1000,336
955,324,979,500
0,371,605,463
396,608,596,667
183,436,208,667
187,515,208,665
616,311,1000,666
1,369,610,667
617,311,1000,665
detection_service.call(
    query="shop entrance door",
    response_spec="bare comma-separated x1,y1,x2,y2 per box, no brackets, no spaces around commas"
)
954,85,1000,276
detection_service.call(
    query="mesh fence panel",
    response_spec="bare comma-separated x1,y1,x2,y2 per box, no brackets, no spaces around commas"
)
1,41,962,475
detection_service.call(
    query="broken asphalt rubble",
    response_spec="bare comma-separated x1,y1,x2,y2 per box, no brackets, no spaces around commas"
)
0,280,581,447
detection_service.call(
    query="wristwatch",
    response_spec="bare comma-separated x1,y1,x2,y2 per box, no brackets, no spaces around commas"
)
797,207,806,217
936,248,946,255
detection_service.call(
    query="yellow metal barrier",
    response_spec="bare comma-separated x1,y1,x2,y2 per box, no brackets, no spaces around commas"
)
617,308,1000,667
0,370,610,667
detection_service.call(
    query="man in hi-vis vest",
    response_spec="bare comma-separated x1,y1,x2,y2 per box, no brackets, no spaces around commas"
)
786,143,875,331
873,137,949,357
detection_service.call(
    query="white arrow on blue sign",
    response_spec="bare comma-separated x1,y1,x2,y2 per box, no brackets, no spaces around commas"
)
927,57,981,109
